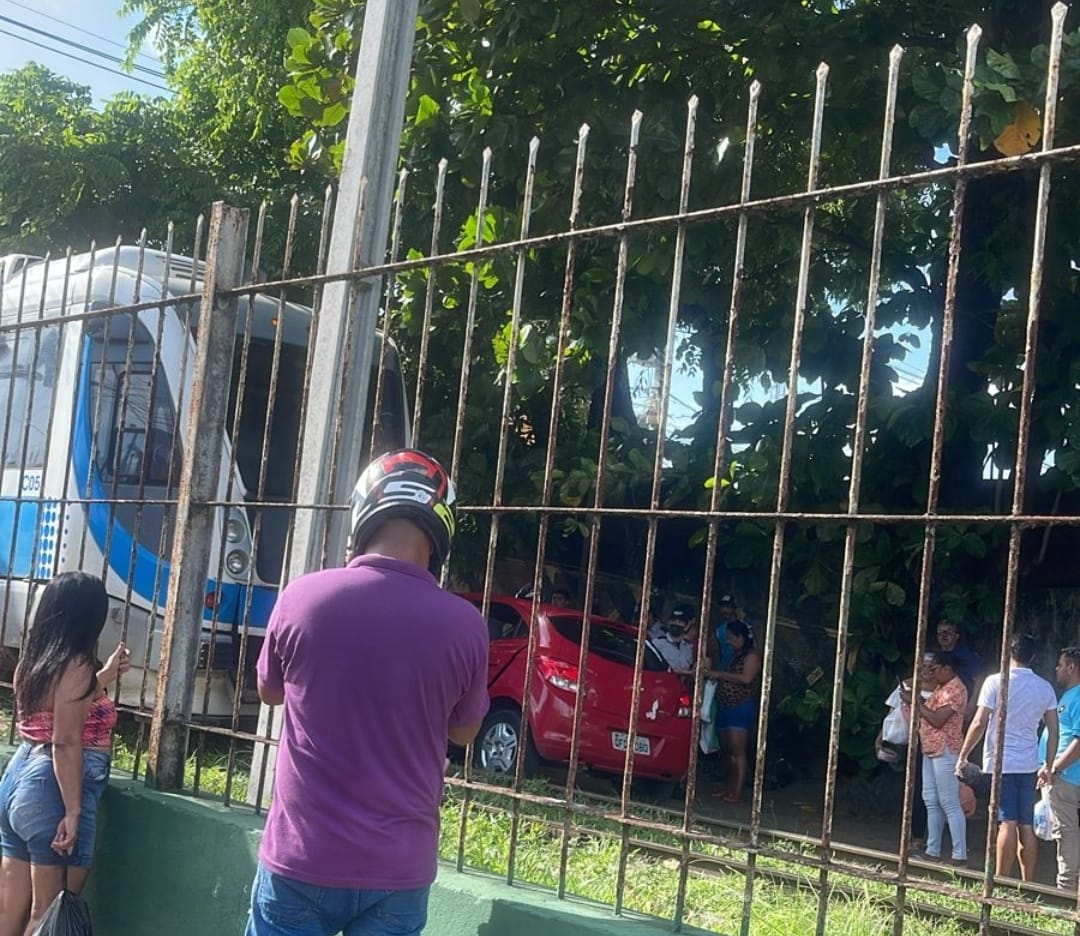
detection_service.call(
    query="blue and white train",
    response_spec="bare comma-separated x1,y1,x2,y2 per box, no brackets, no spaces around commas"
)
0,247,410,718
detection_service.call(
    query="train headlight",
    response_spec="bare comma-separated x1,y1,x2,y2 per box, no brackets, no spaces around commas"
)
225,516,245,543
226,550,249,577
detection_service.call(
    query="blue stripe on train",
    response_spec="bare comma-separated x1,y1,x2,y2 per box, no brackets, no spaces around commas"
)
0,499,41,577
70,338,277,630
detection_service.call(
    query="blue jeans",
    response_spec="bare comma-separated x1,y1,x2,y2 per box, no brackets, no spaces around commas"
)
246,863,430,936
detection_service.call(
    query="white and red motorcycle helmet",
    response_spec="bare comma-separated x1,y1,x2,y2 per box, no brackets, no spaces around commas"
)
349,449,457,575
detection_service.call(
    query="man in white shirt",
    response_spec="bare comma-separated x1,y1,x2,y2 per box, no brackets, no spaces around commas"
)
957,633,1059,881
653,605,696,674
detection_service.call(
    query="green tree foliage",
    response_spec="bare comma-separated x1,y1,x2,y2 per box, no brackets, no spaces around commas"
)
2,0,1075,770
0,64,214,253
120,0,330,267
269,1,1080,770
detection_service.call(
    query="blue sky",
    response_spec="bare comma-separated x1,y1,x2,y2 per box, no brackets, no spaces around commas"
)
0,0,166,101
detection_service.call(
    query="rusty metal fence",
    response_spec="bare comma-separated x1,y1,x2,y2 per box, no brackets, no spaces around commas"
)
2,5,1080,934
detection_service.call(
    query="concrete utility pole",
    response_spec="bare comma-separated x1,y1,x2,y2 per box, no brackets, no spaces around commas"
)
247,0,421,807
149,204,249,790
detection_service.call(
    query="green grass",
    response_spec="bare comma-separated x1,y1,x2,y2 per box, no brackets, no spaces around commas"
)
436,781,1072,936
108,715,254,800
0,696,1067,935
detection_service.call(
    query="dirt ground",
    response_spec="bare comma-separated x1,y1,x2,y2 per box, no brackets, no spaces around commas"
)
691,768,1054,885
569,760,1063,889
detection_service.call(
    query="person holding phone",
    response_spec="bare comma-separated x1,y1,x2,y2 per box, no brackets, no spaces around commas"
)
901,652,968,866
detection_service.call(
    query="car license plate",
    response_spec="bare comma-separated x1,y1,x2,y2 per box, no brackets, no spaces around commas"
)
611,731,651,756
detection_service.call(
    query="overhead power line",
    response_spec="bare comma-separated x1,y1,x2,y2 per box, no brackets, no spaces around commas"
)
1,0,160,64
0,13,166,78
0,26,171,94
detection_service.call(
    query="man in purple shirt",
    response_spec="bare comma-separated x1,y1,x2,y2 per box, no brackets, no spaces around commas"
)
245,449,489,936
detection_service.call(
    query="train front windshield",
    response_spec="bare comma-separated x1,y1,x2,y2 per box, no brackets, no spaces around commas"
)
223,295,409,584
227,334,306,584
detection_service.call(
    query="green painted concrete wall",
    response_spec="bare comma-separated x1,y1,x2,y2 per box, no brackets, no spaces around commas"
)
74,777,700,935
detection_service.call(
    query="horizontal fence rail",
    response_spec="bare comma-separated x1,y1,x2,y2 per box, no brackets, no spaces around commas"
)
2,6,1080,934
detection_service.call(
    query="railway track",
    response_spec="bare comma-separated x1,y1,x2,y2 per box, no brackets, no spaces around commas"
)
450,787,1079,935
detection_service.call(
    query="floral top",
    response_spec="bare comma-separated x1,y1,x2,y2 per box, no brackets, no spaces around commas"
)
918,676,967,758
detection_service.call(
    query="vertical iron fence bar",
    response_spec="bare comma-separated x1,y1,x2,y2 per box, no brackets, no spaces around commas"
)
752,60,829,936
369,168,409,457
135,219,204,768
509,123,590,886
99,235,145,612
615,96,697,919
678,80,760,931
458,137,540,872
243,190,331,811
116,232,173,721
147,203,249,790
896,23,979,930
319,178,370,571
238,194,307,809
77,237,122,571
448,149,493,487
139,217,204,723
223,197,300,804
981,7,1066,934
12,255,53,662
41,248,73,577
126,222,174,778
0,253,9,705
411,159,448,448
557,112,642,899
726,59,826,935
247,184,352,811
0,252,43,661
110,232,156,719
34,250,72,624
279,186,333,595
59,235,97,591
816,43,900,936
910,18,984,921
201,199,267,794
0,258,31,665
200,198,268,796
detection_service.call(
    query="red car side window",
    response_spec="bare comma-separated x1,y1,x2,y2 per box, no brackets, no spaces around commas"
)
483,602,526,641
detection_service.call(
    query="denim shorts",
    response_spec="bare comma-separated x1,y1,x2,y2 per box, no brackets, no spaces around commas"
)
0,742,111,868
998,772,1038,825
716,696,757,731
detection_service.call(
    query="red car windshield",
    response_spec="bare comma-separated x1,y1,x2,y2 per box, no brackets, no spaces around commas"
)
548,614,669,673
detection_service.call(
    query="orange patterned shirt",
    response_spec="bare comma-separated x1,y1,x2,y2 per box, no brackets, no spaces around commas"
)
918,676,967,758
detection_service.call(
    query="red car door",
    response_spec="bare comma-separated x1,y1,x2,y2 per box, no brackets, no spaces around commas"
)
471,598,529,690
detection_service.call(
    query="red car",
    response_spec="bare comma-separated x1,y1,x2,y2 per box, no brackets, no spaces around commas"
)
459,594,693,791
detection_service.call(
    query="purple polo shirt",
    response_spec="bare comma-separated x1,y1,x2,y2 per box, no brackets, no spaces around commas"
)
256,554,489,890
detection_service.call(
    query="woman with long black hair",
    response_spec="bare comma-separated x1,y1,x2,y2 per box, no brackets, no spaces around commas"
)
0,572,129,935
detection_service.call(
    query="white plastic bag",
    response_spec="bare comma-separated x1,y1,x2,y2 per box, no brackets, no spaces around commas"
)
1034,787,1054,842
700,680,719,755
882,704,909,747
